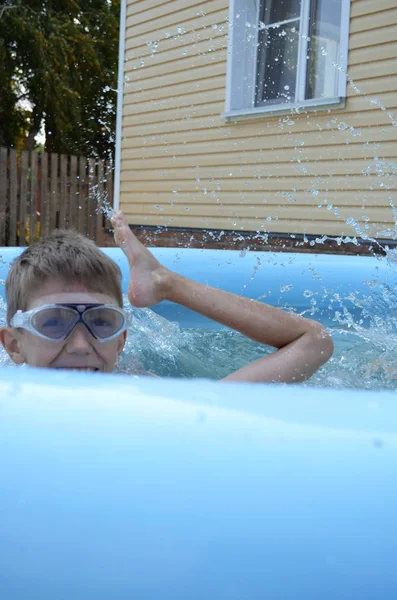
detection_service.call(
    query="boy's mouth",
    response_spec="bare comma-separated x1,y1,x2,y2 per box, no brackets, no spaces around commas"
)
56,367,100,372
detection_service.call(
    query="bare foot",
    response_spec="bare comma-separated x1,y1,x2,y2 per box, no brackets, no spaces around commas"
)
111,211,169,307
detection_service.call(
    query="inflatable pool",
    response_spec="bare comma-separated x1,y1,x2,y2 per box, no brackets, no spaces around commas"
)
1,247,397,599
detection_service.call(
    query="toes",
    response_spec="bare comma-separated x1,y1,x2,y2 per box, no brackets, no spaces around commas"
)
112,211,127,228
112,213,129,241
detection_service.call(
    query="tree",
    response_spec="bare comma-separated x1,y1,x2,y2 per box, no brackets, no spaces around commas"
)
0,0,120,158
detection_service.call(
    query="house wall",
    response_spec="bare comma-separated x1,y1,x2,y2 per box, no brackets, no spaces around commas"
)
119,0,397,241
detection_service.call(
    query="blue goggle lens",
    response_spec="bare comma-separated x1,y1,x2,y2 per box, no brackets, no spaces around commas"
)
31,306,125,341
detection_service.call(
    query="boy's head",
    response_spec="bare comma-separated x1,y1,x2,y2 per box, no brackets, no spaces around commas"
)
0,229,127,372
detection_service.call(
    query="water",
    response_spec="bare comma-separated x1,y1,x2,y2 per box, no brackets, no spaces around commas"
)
152,325,397,390
1,293,397,390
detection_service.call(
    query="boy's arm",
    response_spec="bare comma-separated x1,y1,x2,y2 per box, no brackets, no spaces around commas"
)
163,272,333,383
112,212,333,383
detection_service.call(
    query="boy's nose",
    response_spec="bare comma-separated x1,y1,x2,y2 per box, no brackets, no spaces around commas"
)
65,323,94,353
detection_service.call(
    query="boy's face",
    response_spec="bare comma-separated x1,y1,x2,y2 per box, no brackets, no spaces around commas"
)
0,281,127,372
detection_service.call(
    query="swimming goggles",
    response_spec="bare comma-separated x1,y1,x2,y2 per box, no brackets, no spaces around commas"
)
10,303,132,343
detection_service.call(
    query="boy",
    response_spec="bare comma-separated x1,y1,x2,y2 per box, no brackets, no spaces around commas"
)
0,212,333,382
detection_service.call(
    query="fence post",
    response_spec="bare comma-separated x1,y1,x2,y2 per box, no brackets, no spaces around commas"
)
88,158,96,241
19,151,29,246
96,159,104,246
104,159,114,239
105,160,114,216
0,148,7,245
78,156,87,235
9,149,17,246
50,153,58,231
30,150,38,243
40,152,49,236
59,154,68,228
69,155,77,229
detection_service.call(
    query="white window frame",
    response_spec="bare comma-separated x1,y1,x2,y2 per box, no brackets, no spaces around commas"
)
223,0,351,121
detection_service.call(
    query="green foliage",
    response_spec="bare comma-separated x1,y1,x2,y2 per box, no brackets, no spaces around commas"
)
0,0,120,157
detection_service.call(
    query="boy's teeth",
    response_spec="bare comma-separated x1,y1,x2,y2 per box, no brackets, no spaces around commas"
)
57,367,99,371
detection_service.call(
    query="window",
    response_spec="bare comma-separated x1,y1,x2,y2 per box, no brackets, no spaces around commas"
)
224,0,350,118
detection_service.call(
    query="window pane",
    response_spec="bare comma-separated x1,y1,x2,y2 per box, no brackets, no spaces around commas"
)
306,0,342,99
256,23,300,106
263,0,302,25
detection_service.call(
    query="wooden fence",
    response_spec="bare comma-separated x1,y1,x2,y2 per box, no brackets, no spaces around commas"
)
0,147,114,246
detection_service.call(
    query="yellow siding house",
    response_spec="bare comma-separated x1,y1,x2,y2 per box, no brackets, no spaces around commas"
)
115,0,397,247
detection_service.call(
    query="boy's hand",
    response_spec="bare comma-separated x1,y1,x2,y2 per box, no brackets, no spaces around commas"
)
111,211,170,307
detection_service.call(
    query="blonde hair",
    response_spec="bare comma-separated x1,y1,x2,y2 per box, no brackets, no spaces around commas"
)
6,229,123,325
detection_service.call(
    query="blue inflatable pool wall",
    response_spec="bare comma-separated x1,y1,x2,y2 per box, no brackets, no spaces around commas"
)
0,247,396,599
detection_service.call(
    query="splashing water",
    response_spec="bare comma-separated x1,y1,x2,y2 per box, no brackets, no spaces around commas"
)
117,299,216,378
1,284,397,388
